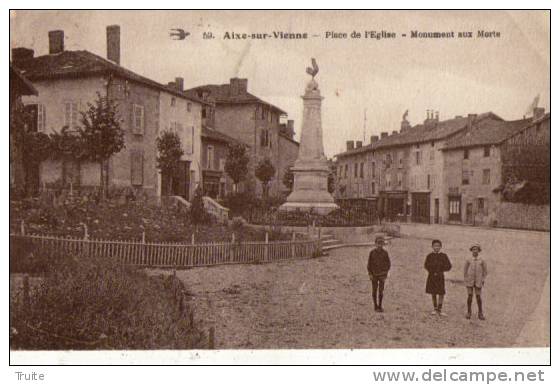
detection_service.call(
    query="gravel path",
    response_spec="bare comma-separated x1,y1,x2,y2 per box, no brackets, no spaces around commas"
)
162,225,549,349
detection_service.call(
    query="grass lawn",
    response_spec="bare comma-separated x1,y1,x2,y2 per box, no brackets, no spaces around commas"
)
163,225,549,349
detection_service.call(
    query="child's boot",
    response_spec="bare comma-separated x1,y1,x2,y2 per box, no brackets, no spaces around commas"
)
476,295,485,320
378,293,384,312
466,294,473,319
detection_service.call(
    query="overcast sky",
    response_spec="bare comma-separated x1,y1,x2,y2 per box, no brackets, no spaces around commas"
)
10,10,550,157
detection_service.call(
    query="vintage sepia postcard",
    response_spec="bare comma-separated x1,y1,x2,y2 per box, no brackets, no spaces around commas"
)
8,9,550,366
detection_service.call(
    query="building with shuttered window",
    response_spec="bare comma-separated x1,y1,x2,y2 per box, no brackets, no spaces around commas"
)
12,26,204,199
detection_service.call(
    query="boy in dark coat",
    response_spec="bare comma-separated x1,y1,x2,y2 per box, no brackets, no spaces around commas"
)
367,235,391,312
424,239,452,316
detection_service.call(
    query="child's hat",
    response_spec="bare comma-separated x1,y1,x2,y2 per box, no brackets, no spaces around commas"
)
470,243,482,252
375,235,385,244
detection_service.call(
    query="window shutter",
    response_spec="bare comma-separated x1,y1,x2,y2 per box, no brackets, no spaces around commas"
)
140,106,145,134
130,151,144,186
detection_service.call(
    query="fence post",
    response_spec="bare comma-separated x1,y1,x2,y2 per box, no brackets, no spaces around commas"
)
20,220,25,236
191,233,195,245
291,232,296,258
208,326,215,349
230,232,235,263
142,231,146,265
83,223,89,240
264,231,269,262
22,274,30,307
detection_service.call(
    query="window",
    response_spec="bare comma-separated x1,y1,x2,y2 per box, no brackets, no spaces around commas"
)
449,199,460,215
484,146,490,157
64,101,79,129
207,145,214,169
130,151,144,186
187,102,192,112
371,162,376,178
385,153,392,168
430,149,435,161
409,174,415,189
415,150,422,165
202,108,207,119
385,174,391,188
354,163,358,178
427,174,431,189
462,170,470,185
37,104,47,132
477,198,485,213
397,173,402,188
260,129,270,147
463,149,469,159
398,152,404,168
482,169,490,185
371,182,376,195
132,104,145,135
261,106,267,120
360,162,364,178
219,158,226,171
344,164,348,178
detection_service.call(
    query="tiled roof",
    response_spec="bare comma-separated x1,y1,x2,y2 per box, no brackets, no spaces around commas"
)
335,112,503,158
13,50,203,103
201,126,245,146
443,117,533,150
186,84,287,115
10,64,38,96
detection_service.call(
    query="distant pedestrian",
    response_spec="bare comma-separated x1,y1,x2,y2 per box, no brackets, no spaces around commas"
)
424,239,452,316
464,243,488,320
367,235,391,313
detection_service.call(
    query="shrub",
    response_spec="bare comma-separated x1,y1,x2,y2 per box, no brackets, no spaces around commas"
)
10,255,205,350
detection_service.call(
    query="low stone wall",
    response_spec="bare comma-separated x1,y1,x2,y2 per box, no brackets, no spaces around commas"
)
496,202,550,231
243,222,400,244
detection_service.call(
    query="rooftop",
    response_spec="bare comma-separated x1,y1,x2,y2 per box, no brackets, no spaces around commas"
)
186,81,287,115
13,49,205,104
201,126,246,146
336,112,503,158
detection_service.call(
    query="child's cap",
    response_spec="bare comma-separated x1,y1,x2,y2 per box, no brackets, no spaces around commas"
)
470,243,482,252
432,239,442,246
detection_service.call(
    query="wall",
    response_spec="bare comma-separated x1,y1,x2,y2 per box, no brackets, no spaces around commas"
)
22,76,106,187
109,77,160,196
158,90,202,199
336,149,374,199
443,145,502,225
213,103,292,197
201,137,234,197
277,135,300,197
495,202,550,231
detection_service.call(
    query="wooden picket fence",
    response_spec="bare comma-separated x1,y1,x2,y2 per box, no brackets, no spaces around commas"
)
10,233,322,268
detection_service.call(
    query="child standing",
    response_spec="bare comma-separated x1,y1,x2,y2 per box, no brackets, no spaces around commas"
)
424,239,452,316
367,235,391,313
464,243,488,320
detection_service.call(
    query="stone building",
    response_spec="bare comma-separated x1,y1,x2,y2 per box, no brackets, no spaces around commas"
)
442,108,549,226
335,110,504,222
186,79,299,198
12,26,204,200
200,126,247,199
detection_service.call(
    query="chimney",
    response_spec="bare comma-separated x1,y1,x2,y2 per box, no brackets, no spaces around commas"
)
11,47,34,64
381,132,388,138
467,113,477,130
370,135,379,143
455,115,462,119
392,130,398,136
287,120,294,133
175,77,184,92
356,141,362,148
346,140,355,151
533,107,545,121
106,25,120,64
230,78,248,95
435,111,439,121
48,30,64,54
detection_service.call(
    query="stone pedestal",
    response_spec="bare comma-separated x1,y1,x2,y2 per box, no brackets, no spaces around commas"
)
280,77,338,215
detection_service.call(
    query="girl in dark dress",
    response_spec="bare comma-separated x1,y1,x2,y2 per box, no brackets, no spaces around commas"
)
424,239,452,316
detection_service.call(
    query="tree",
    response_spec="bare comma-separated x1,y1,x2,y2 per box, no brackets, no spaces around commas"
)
156,131,184,196
78,92,124,199
255,158,276,199
282,165,294,192
225,143,249,193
